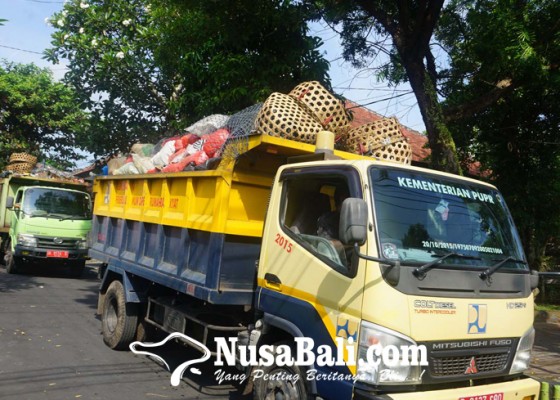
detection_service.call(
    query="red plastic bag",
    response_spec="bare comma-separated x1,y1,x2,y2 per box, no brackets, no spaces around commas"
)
168,148,188,164
181,134,200,147
203,128,230,158
162,150,209,173
174,139,184,151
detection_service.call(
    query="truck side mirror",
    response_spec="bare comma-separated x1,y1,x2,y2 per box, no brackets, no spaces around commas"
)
6,196,14,209
339,198,367,246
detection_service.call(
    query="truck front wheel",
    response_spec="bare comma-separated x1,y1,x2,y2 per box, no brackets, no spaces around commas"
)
252,342,310,400
101,280,139,350
4,242,19,274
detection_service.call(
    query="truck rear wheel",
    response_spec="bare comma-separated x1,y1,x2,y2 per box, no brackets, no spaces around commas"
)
102,280,139,350
252,342,310,400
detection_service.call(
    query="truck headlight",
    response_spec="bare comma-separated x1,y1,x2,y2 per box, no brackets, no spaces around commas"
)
356,321,427,385
76,239,88,249
17,234,37,247
509,327,535,374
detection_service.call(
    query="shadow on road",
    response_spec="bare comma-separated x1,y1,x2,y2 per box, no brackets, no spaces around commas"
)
0,269,44,293
130,331,251,399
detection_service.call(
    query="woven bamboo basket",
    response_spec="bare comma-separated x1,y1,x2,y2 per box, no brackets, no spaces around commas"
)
343,118,412,164
6,162,34,174
255,92,323,144
289,81,350,135
9,152,37,165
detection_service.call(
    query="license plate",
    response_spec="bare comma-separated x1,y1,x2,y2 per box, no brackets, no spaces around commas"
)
46,250,69,258
459,393,503,400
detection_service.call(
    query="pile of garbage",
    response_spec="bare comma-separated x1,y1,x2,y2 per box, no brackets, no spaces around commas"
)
107,81,412,175
109,115,233,175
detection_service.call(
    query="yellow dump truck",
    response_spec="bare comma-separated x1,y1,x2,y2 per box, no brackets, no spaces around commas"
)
91,133,540,399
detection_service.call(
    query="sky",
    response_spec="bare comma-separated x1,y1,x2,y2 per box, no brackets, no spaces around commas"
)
0,0,426,137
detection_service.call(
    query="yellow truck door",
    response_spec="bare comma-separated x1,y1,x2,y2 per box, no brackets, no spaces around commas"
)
257,164,366,397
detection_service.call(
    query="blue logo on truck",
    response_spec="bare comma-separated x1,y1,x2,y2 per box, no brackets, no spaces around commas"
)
468,304,487,334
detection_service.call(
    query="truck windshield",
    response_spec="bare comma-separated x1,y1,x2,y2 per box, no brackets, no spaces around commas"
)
370,167,527,271
22,188,91,220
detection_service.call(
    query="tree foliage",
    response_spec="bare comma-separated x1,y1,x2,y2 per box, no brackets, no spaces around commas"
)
317,0,560,269
46,0,330,157
438,0,560,269
0,61,89,169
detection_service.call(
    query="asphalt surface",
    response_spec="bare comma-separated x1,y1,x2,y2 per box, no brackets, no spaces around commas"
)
527,322,560,382
0,262,242,400
0,261,558,400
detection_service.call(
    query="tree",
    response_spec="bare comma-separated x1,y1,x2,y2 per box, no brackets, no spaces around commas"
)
0,61,89,169
316,0,560,269
318,0,461,173
437,0,560,269
46,0,330,158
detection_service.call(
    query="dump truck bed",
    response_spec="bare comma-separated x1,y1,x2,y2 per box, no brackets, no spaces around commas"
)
90,135,372,305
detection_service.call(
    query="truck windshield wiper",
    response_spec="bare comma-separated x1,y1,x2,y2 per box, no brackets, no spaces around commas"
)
58,215,82,221
479,256,527,280
27,213,47,218
413,252,481,279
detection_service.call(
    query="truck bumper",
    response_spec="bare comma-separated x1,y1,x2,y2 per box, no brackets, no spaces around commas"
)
354,377,540,400
14,245,89,262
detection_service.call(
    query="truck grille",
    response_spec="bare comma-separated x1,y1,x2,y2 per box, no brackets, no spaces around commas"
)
36,236,78,250
422,338,517,381
431,352,510,376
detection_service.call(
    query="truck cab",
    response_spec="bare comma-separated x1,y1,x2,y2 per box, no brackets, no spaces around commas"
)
256,159,539,399
1,178,92,275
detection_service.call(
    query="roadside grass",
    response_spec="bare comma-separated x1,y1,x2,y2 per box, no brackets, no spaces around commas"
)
535,303,560,312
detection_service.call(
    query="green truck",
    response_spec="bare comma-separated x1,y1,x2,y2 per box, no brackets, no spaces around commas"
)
0,174,93,276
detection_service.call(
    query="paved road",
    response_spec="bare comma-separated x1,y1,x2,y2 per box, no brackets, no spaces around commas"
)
0,262,558,400
527,322,560,382
0,262,241,400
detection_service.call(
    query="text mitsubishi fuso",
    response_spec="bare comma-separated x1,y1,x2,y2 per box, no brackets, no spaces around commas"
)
90,131,540,400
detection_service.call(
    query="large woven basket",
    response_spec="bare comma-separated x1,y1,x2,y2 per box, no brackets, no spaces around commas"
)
9,152,37,165
289,81,350,135
255,92,323,144
343,118,412,164
6,162,34,174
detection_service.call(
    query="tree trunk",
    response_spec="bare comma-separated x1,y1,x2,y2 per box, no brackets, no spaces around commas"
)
405,58,461,174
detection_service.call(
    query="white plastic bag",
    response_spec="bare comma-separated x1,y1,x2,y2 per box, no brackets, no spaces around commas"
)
151,140,176,168
186,114,230,136
113,162,140,175
132,154,155,174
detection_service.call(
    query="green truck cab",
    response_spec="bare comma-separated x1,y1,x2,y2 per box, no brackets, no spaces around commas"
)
0,174,93,276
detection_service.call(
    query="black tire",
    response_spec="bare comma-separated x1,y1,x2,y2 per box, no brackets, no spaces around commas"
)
101,280,139,350
135,318,156,342
5,242,19,274
70,260,86,278
0,235,6,265
253,342,310,400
